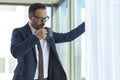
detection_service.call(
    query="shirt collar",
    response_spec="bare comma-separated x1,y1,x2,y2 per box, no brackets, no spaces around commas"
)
28,22,36,34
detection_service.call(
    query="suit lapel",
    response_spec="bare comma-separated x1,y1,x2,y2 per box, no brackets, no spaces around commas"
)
24,23,37,63
47,38,61,64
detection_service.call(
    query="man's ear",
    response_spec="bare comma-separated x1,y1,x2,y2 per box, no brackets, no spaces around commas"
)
29,13,33,21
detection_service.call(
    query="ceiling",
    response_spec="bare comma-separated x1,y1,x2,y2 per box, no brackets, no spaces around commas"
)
0,0,64,6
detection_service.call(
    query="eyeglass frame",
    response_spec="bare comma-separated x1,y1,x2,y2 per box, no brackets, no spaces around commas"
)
33,15,49,22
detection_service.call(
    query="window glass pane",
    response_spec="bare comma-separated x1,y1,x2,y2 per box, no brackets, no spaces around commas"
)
74,0,85,79
55,0,85,80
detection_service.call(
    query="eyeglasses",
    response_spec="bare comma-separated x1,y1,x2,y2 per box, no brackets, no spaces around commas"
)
33,15,49,22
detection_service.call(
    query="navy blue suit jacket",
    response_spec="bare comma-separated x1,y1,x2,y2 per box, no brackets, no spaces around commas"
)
11,22,85,80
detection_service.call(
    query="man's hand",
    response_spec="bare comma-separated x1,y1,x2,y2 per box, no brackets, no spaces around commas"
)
35,28,48,39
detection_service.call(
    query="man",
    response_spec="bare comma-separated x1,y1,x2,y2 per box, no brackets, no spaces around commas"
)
11,3,85,80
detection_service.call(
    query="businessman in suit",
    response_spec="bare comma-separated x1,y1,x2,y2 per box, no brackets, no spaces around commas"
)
10,3,85,80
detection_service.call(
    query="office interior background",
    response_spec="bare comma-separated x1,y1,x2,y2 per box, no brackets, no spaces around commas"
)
0,0,120,80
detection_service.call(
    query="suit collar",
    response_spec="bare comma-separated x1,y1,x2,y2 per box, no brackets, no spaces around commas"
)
24,22,33,37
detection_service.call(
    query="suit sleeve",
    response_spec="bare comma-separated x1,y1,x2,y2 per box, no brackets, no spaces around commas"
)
10,28,39,58
53,22,85,43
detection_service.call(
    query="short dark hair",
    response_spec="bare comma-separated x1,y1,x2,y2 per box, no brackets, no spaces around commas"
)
29,3,46,15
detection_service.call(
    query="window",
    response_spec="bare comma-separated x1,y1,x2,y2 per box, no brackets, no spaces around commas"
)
52,0,85,80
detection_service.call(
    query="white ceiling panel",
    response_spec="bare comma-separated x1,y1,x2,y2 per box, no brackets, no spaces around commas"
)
0,0,64,6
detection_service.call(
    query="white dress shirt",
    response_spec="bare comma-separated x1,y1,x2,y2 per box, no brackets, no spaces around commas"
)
29,23,50,79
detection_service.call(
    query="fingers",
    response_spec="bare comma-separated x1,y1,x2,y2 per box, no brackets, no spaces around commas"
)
40,28,48,39
35,28,48,39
